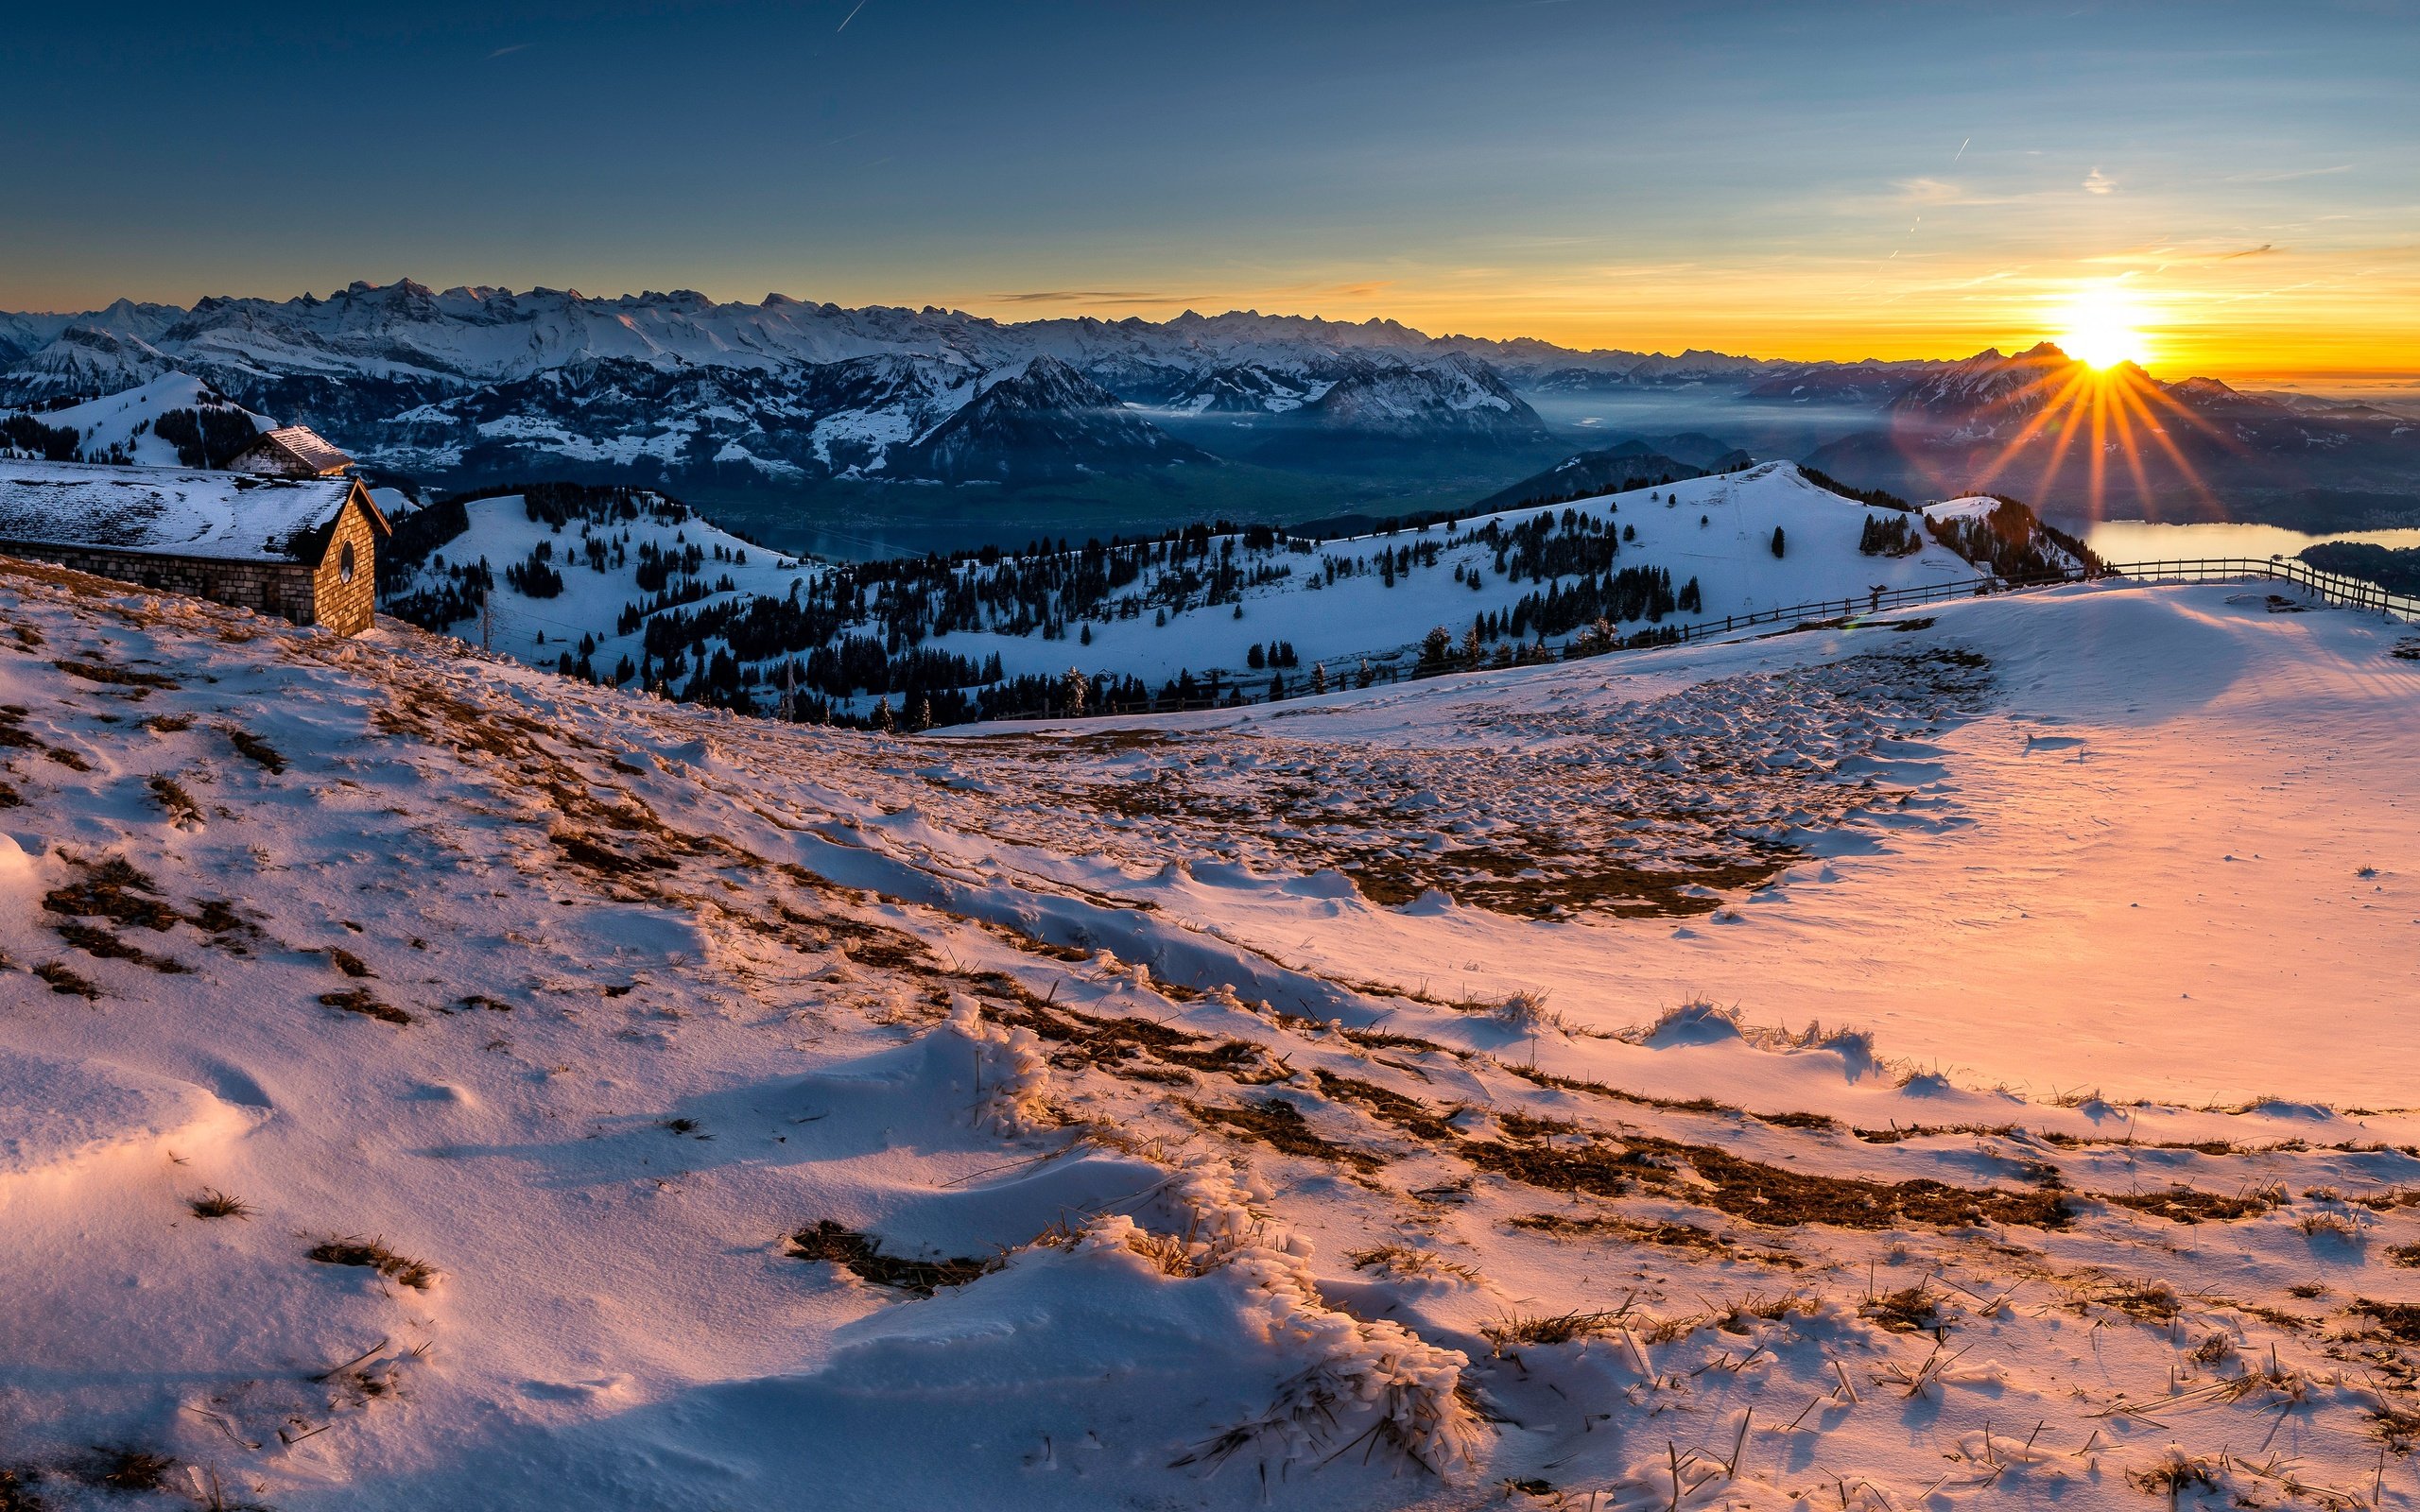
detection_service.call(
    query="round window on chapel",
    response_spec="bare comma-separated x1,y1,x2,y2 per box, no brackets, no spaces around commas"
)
339,542,356,584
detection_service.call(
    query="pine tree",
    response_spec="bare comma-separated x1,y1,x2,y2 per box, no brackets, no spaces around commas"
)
873,697,894,732
1771,525,1787,558
1310,662,1327,694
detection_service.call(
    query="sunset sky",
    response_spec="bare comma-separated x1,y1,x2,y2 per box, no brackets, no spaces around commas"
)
7,1,2414,381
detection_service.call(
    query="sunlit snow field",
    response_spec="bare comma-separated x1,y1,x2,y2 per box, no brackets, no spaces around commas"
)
2,539,2417,1510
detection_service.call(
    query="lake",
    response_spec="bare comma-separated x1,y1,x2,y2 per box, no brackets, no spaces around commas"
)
2069,519,2420,563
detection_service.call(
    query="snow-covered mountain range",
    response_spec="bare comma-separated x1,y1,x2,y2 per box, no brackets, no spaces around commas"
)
0,284,1684,490
5,285,2412,527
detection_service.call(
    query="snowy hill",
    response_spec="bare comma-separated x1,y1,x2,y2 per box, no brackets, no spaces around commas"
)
4,547,2418,1509
1,374,271,470
382,463,1999,725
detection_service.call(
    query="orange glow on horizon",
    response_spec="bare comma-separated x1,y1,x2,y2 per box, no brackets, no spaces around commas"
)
942,245,2419,386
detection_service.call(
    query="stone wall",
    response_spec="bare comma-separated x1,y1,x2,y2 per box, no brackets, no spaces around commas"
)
0,541,322,629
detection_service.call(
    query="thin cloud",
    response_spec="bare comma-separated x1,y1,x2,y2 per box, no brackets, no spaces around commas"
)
987,290,1189,306
2220,163,2353,184
2221,243,2280,260
2083,167,2117,196
1896,178,1962,205
486,43,530,60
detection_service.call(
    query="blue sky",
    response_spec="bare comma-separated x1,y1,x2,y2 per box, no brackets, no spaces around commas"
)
6,1,2413,371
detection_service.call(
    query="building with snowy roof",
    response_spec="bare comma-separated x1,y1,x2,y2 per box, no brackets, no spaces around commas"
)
229,423,354,477
0,459,390,635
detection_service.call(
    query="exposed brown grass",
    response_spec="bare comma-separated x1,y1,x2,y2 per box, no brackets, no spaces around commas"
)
43,856,180,930
34,960,99,998
1505,1211,1804,1265
1346,1245,1484,1284
2101,1183,2286,1224
1468,1114,2073,1231
320,987,411,1025
1312,1069,1462,1142
1860,1282,1941,1333
147,774,205,827
88,1448,177,1493
221,727,286,774
1483,1310,1628,1348
308,1236,436,1290
785,1220,997,1297
2352,1299,2420,1343
1187,1097,1384,1171
2089,1280,2183,1322
54,658,178,690
51,920,189,973
188,1189,255,1220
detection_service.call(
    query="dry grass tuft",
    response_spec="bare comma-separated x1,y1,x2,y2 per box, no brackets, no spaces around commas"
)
1490,988,1564,1033
2298,1210,2364,1242
2089,1280,2183,1322
308,1236,437,1290
2126,1447,2220,1498
1860,1282,1942,1334
34,960,100,998
1347,1245,1483,1284
147,774,205,828
221,726,286,774
1482,1310,1628,1348
89,1448,176,1492
326,947,374,978
187,1189,255,1221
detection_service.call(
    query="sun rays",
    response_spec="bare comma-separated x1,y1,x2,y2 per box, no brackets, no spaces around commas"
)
1962,347,2238,522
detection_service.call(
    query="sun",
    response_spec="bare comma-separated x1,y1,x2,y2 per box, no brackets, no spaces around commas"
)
2055,284,2152,370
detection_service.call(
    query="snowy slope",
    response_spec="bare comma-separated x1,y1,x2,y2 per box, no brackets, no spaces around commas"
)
388,490,820,668
393,463,1986,719
3,554,2418,1510
1,374,272,468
